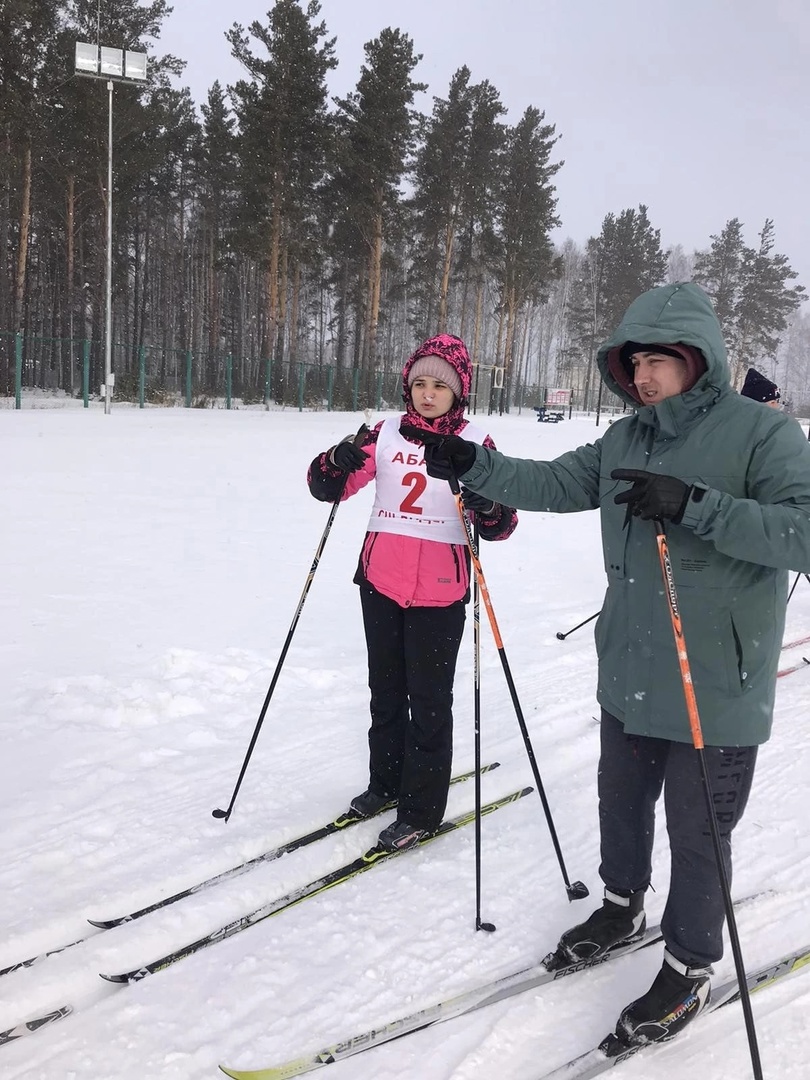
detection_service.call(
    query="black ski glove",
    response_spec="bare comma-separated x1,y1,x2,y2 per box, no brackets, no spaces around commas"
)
399,425,477,480
461,488,497,516
329,435,367,473
611,468,691,524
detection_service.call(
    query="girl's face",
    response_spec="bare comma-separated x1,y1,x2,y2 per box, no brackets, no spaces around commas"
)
410,375,456,419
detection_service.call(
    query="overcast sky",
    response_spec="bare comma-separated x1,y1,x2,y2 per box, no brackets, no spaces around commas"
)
157,0,810,292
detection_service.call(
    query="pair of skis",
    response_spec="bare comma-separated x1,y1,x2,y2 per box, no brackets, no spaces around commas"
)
103,785,533,985
0,761,502,980
1,768,531,1046
218,913,809,1080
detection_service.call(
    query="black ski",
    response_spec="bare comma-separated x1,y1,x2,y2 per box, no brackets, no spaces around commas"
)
88,761,499,930
101,786,533,985
537,942,810,1079
0,762,498,980
0,1006,73,1047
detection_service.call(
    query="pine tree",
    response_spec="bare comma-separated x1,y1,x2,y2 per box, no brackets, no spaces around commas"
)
0,0,62,347
692,218,745,329
596,205,668,331
332,27,426,368
227,0,336,372
694,218,806,383
198,82,236,365
409,66,475,336
734,220,806,378
491,106,562,408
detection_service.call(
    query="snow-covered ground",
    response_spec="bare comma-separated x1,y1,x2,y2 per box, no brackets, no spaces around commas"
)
2,405,808,1080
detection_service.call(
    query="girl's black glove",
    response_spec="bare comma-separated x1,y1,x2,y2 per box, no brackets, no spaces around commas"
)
329,436,367,473
399,426,477,479
461,488,497,515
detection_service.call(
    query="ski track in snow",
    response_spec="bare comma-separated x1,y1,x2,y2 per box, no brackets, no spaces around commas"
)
2,406,808,1079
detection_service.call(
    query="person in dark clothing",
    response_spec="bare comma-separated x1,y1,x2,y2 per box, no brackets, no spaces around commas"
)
403,284,810,1047
306,334,517,852
741,367,781,407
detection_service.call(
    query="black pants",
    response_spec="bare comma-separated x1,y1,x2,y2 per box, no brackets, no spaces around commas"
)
598,709,758,967
359,586,466,830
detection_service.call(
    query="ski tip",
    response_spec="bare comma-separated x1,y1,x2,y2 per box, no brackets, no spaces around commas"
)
99,971,130,984
219,1067,279,1080
87,918,119,930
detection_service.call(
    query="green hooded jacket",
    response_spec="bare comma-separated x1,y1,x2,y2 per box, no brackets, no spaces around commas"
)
462,282,810,746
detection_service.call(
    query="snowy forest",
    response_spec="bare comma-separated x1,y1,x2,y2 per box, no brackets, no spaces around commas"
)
1,0,808,411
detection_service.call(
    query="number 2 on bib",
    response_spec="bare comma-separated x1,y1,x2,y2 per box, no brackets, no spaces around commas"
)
400,471,427,514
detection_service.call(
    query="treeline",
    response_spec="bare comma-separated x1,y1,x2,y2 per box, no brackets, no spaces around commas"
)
1,0,807,409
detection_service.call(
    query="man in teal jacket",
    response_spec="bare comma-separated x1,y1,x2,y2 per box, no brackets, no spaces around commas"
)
406,282,810,1048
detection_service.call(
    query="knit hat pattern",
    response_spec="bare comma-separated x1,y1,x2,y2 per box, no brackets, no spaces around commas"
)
741,368,780,402
407,355,463,400
402,334,472,405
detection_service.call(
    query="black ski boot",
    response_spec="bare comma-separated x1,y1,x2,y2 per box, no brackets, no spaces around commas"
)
347,788,397,820
544,888,645,970
377,819,434,852
614,950,711,1045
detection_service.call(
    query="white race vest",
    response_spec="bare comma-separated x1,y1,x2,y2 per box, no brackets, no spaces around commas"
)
367,417,487,544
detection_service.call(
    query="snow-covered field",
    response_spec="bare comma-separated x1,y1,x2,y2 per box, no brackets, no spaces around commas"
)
2,405,808,1080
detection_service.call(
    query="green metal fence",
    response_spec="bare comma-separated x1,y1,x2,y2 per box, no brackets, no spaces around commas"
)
0,332,551,415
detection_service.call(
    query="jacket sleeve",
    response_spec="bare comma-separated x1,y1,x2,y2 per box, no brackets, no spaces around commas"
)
306,426,379,503
679,416,810,572
460,439,603,513
474,434,518,542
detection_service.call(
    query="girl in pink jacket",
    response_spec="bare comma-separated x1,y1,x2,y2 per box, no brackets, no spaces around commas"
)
307,334,517,851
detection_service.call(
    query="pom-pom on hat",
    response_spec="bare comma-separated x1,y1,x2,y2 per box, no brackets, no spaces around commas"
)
741,368,780,403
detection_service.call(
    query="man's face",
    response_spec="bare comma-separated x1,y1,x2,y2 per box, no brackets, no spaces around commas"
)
631,350,689,404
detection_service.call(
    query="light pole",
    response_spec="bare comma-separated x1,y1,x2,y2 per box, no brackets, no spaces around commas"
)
74,42,147,414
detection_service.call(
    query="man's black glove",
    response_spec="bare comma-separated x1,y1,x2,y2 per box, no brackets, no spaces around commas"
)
611,468,691,523
399,425,477,480
329,435,367,473
461,488,497,516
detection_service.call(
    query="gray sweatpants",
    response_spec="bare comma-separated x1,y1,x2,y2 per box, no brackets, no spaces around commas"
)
597,710,758,968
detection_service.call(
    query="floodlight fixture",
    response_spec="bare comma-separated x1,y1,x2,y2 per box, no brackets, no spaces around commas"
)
125,51,147,81
100,46,124,78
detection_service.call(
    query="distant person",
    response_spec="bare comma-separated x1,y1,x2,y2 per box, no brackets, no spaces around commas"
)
741,367,781,408
306,334,517,853
404,284,810,1050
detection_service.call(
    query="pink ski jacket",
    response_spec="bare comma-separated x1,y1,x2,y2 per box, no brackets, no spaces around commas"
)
308,417,517,608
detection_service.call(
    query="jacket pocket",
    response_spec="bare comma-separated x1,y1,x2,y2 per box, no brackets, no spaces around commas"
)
362,532,379,577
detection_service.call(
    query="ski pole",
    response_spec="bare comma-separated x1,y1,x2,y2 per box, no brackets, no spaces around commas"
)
653,520,762,1080
212,423,369,823
471,519,495,933
787,572,800,603
786,572,810,604
450,474,588,903
555,610,600,640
